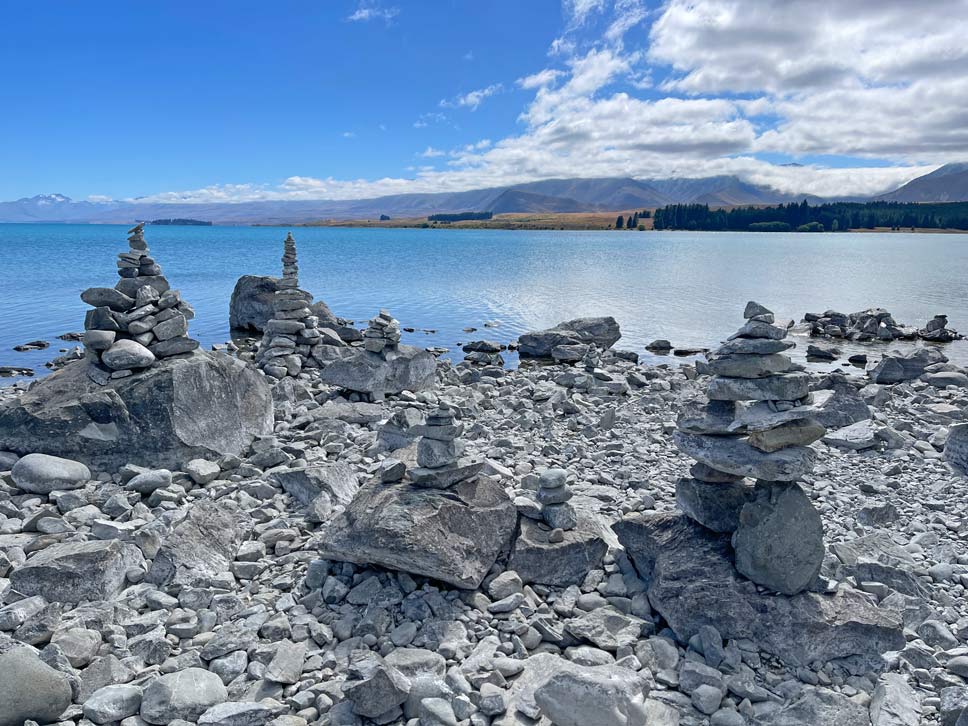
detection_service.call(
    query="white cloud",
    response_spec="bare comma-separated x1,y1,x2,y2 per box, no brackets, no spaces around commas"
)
347,2,399,23
341,131,356,139
563,0,606,27
440,83,503,110
517,69,564,89
420,146,446,158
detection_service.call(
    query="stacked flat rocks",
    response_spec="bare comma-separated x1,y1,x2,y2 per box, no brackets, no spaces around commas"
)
81,223,199,383
256,233,332,379
410,406,483,488
673,301,827,595
461,340,504,366
536,468,578,534
364,309,402,355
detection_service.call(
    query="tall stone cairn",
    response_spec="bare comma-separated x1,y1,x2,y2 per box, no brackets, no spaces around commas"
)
256,232,325,380
672,301,827,595
80,223,199,384
363,309,402,356
409,404,484,488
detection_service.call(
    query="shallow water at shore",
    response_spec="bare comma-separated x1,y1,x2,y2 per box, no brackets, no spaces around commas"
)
1,223,967,383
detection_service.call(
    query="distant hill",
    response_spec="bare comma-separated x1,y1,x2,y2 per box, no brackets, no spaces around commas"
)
2,166,966,224
877,163,968,202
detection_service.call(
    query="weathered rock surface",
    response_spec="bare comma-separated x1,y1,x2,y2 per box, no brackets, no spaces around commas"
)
674,431,816,481
0,350,273,469
518,317,621,357
945,422,968,476
140,667,228,724
675,477,753,533
509,515,607,587
870,347,948,384
614,513,904,665
268,462,359,507
229,275,283,331
752,686,871,725
11,539,145,603
319,345,436,398
317,477,516,589
0,635,73,726
10,452,90,493
532,662,651,726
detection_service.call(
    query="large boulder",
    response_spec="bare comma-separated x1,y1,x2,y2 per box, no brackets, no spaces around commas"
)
753,686,871,726
140,668,228,724
533,662,651,726
0,635,73,726
870,347,948,384
269,462,359,507
11,453,90,494
146,498,251,588
0,351,273,470
230,274,336,331
945,423,968,476
509,515,607,587
10,540,145,603
319,345,436,398
317,477,516,589
518,317,621,358
613,513,904,666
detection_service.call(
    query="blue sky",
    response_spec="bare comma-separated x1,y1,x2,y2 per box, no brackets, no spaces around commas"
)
3,1,967,202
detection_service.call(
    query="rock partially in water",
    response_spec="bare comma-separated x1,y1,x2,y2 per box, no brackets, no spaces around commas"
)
614,513,904,666
518,317,621,358
870,347,948,384
0,350,273,470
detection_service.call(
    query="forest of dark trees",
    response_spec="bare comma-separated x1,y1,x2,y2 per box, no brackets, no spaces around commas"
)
651,200,968,232
427,211,494,222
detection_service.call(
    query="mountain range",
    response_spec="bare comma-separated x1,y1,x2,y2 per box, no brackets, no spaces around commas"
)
2,164,967,225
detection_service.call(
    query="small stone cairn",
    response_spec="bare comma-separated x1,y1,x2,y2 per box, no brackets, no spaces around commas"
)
409,405,483,489
363,310,402,355
673,301,828,595
535,468,577,537
256,232,327,379
461,340,504,367
81,223,199,384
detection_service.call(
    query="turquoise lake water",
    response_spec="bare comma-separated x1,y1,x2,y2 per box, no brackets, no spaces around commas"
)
1,223,967,382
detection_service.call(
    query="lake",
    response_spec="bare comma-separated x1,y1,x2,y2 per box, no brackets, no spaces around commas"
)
1,223,967,383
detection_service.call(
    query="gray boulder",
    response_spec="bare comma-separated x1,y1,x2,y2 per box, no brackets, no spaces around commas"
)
83,684,143,724
147,498,251,588
0,635,73,726
870,347,948,384
676,477,754,533
0,350,273,470
823,419,880,450
752,686,870,725
945,423,968,476
343,652,411,719
320,345,436,398
732,482,824,595
613,513,904,666
509,516,607,587
269,462,359,507
11,453,90,494
317,477,516,589
11,539,145,603
870,673,921,726
811,388,871,429
140,667,228,724
707,372,811,402
673,431,816,481
533,663,651,726
518,317,621,358
231,275,337,332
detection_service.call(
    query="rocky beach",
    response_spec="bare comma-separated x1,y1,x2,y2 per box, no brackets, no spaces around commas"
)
1,230,968,726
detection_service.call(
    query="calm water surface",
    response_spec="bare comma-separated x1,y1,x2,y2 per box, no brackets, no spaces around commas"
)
1,224,967,383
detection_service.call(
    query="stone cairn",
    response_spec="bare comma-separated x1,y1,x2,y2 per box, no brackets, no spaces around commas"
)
672,301,828,595
535,468,577,536
410,405,483,489
81,223,198,384
256,232,325,380
363,310,402,355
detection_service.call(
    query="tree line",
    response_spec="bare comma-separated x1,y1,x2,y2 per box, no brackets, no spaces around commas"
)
427,211,494,222
651,200,968,232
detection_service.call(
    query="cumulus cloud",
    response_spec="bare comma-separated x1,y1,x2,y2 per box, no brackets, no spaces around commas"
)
440,84,504,110
517,69,565,89
347,2,399,23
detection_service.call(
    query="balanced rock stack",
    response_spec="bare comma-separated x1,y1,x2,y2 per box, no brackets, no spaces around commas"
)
673,301,827,595
256,232,331,379
461,340,504,366
536,468,577,533
80,223,199,383
363,309,402,355
410,406,483,488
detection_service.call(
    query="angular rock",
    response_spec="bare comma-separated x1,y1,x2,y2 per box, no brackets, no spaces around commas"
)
613,514,904,666
565,606,646,651
509,515,607,587
753,686,870,726
747,418,825,452
533,663,651,726
518,317,621,358
198,702,276,726
823,420,879,450
140,667,228,724
732,482,824,595
11,452,90,494
0,350,273,470
676,477,753,533
707,372,810,402
705,353,793,379
319,345,436,397
230,275,282,331
83,684,143,724
674,431,816,481
0,635,73,726
946,423,968,476
870,673,921,726
147,498,251,588
317,477,516,589
11,539,144,603
269,462,359,507
870,347,947,384
343,652,411,719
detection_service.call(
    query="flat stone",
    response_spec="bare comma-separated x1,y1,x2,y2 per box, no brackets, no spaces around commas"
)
707,372,810,402
410,457,484,489
729,320,787,340
269,462,359,507
509,516,607,587
317,477,516,589
674,431,816,481
705,353,793,379
715,337,794,356
613,513,904,666
747,418,826,452
320,345,436,397
11,453,90,493
565,606,646,651
82,287,136,312
532,662,651,726
10,539,144,603
732,482,824,595
823,419,879,450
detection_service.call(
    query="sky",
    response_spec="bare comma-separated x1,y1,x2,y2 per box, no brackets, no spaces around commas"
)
3,0,968,203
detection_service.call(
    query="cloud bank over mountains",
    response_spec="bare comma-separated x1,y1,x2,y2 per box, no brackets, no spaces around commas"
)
132,0,967,204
